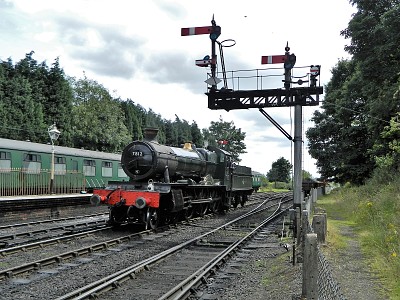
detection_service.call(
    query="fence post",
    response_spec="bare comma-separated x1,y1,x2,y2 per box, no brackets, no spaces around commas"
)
313,188,318,203
312,214,327,244
302,233,318,299
301,210,309,255
296,207,301,246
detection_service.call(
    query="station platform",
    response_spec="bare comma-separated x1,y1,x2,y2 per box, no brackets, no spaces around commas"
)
0,193,92,212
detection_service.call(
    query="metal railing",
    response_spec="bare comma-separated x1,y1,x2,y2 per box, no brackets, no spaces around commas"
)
205,65,319,92
0,168,86,196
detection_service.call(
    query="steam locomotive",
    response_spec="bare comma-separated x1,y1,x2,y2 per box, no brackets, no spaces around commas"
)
90,128,253,228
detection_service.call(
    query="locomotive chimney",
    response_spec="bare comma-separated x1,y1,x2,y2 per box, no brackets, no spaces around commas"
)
143,127,159,142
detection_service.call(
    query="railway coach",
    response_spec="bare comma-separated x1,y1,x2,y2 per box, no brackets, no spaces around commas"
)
0,138,128,196
251,171,264,192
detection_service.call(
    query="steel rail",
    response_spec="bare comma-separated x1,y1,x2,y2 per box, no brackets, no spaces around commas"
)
0,225,111,257
0,212,108,230
159,197,290,299
55,194,290,300
0,200,261,278
0,217,108,245
0,227,153,281
0,217,205,279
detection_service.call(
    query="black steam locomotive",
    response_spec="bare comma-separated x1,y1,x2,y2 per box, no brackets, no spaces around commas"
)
91,128,253,228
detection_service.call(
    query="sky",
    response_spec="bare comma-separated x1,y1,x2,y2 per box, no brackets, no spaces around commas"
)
0,0,357,178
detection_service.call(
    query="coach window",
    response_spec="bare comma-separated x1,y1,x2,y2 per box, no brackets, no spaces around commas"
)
55,156,66,175
23,153,41,174
0,151,11,172
83,159,96,176
71,160,78,173
102,161,113,177
118,163,127,178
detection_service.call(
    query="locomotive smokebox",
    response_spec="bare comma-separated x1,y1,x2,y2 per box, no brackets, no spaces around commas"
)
143,128,159,142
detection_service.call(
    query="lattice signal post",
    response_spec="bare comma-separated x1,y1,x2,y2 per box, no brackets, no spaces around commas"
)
181,18,323,213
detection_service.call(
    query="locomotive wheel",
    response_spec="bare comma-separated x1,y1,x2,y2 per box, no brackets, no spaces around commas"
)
164,212,178,225
184,206,194,220
233,195,241,209
196,203,208,217
108,207,126,226
146,208,159,230
241,195,248,207
202,203,209,215
209,201,219,213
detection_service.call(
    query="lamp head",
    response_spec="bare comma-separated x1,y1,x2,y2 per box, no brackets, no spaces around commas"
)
48,124,61,141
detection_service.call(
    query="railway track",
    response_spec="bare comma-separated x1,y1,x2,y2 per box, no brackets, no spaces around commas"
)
0,225,112,257
0,212,108,230
0,192,288,300
56,194,291,299
0,214,109,249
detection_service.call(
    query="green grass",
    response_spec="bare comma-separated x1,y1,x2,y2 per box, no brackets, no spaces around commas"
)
257,253,289,286
317,176,400,299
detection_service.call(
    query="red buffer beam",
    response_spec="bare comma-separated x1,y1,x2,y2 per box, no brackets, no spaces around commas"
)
181,26,213,36
261,55,286,64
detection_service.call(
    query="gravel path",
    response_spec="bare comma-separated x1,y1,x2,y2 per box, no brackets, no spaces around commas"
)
320,224,388,300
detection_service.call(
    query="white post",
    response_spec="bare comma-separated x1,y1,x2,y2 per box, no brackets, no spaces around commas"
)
50,143,55,194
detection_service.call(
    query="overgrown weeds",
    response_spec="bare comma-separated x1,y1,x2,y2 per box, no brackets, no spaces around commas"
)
318,173,400,299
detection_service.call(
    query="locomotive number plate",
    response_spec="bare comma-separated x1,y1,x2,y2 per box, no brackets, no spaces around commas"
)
132,151,144,157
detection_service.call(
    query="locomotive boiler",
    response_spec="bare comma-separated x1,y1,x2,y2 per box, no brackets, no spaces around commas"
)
91,128,253,229
121,128,217,182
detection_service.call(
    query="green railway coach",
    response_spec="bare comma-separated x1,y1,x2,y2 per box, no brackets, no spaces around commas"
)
0,138,128,196
251,171,264,192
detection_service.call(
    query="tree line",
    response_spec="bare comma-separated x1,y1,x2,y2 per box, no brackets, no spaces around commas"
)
0,51,247,161
307,0,400,185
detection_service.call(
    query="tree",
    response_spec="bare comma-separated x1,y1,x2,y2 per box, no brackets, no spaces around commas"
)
145,109,166,144
44,58,74,146
0,72,46,142
190,121,204,147
374,112,400,172
164,120,178,145
267,157,292,183
302,170,313,181
307,60,374,184
169,115,191,146
71,76,131,152
307,2,400,184
207,116,247,162
0,53,76,145
120,99,144,141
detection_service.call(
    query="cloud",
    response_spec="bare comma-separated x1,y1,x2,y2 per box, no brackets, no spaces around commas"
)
0,0,13,9
0,0,24,38
50,15,145,79
143,52,207,93
154,0,187,19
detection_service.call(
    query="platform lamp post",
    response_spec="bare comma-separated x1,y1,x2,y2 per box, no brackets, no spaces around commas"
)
48,123,61,194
